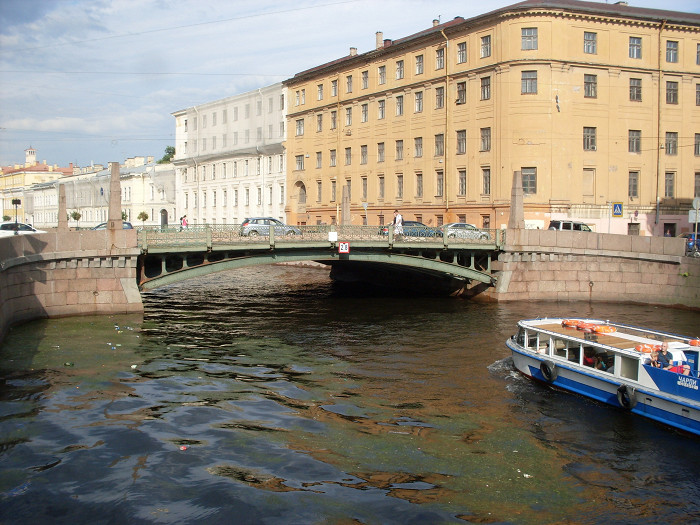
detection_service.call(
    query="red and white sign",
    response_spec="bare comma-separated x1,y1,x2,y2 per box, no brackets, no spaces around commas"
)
338,242,350,254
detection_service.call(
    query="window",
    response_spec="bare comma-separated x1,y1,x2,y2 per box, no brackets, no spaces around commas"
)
480,127,491,152
396,95,404,116
345,147,352,165
665,132,678,155
378,100,386,119
436,48,444,70
362,177,367,200
416,173,423,198
584,74,597,98
435,86,444,109
481,35,491,58
377,142,385,163
481,76,491,100
378,176,385,199
331,79,338,96
698,43,700,65
317,114,323,132
317,181,322,202
414,137,423,158
697,84,700,106
346,179,351,200
696,172,700,197
396,140,403,160
345,107,352,126
378,65,386,84
330,149,336,167
361,103,368,122
300,90,305,104
415,91,423,112
456,130,466,154
346,75,353,93
584,32,597,54
583,127,597,151
482,167,491,195
458,169,466,196
295,155,304,170
630,78,642,101
696,134,700,156
629,171,639,198
436,171,444,197
666,40,678,63
666,81,678,104
522,71,537,94
521,27,538,50
456,81,466,104
665,172,675,198
397,174,403,199
396,60,404,79
522,167,537,194
330,110,337,130
457,42,467,63
361,145,368,164
629,130,641,153
629,37,642,59
435,134,444,156
295,118,304,136
362,70,369,89
317,84,323,100
416,54,424,75
331,180,336,202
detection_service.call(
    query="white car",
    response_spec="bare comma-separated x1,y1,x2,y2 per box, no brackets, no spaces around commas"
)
0,221,46,237
440,222,491,240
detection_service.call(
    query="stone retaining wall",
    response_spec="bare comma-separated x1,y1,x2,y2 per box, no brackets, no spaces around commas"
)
0,230,143,343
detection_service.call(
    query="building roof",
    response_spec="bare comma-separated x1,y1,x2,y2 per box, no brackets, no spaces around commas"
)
285,0,700,84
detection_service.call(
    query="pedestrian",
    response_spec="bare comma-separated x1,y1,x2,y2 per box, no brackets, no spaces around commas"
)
181,215,188,230
393,209,403,238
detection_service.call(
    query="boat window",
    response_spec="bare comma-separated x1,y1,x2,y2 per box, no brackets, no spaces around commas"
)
516,328,526,346
552,337,569,358
619,356,639,381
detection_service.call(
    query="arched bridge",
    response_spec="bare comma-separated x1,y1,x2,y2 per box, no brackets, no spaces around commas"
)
137,225,506,294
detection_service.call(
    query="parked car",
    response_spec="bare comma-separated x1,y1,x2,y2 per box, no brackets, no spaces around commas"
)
439,222,491,240
92,222,134,230
679,232,700,252
547,220,592,232
378,220,441,237
0,221,46,237
240,217,301,236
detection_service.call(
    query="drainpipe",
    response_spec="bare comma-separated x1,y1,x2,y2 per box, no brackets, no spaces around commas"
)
441,29,450,213
654,20,666,228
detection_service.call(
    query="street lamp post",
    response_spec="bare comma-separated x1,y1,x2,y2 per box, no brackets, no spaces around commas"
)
11,198,21,235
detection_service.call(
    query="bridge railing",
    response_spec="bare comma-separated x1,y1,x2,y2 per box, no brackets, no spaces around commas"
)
137,224,505,250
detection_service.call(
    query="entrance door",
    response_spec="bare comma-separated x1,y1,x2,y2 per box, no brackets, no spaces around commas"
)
160,209,168,227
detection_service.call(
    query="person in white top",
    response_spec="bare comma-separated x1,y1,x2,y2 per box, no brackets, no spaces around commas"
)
393,210,403,237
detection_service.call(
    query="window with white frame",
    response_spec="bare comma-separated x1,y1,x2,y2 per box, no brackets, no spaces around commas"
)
415,91,423,112
666,40,678,63
361,145,368,164
456,130,466,154
521,28,537,50
362,70,368,89
666,81,678,104
415,54,424,74
346,75,353,93
436,171,443,197
522,71,537,94
396,60,404,79
345,147,351,165
330,110,337,130
628,171,639,198
630,78,642,101
331,79,338,96
345,107,352,126
456,81,466,104
435,48,444,70
665,132,678,155
435,86,444,109
458,169,466,196
317,84,323,100
317,114,323,132
316,151,322,169
480,127,491,151
416,172,423,198
584,74,597,98
629,130,641,153
378,100,385,119
584,32,597,54
361,103,368,122
414,137,423,157
583,127,597,151
481,35,491,58
295,155,304,170
665,172,675,198
295,118,304,136
396,140,403,160
330,149,336,167
482,167,491,195
397,174,403,199
481,76,491,100
378,65,386,84
377,142,385,162
457,42,466,63
435,134,444,156
629,36,642,59
522,167,537,194
396,95,403,116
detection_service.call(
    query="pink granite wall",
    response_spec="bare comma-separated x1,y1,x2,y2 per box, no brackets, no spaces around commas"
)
0,230,143,343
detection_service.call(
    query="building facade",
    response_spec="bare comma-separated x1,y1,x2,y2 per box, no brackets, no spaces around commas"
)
172,83,287,225
283,0,700,235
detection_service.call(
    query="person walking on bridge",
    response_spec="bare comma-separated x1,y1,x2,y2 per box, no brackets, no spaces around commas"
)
393,209,403,239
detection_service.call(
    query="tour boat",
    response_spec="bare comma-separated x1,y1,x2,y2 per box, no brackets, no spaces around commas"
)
506,318,700,436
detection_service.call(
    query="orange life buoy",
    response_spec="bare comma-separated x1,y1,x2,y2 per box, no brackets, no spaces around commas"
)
635,344,653,353
577,322,597,332
594,325,616,334
562,319,580,328
689,339,700,347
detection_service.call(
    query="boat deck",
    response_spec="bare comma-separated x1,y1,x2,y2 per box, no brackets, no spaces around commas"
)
533,322,666,351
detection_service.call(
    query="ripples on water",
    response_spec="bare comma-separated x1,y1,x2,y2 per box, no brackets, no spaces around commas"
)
1,265,699,524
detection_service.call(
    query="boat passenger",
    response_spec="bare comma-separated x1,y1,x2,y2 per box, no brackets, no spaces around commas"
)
668,363,691,375
648,350,659,368
583,348,597,367
656,343,673,369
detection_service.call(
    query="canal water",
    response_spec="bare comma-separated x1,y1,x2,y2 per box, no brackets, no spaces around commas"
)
1,266,699,524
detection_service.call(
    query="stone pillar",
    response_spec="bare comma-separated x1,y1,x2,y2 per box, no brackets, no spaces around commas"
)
107,162,123,230
508,170,525,229
58,183,68,231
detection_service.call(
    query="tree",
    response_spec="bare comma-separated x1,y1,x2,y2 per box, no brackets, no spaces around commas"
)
70,210,82,228
122,211,127,221
158,146,175,164
137,211,149,226
2,215,10,221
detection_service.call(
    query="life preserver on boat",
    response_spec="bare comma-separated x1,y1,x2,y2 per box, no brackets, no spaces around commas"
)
540,360,557,382
635,344,653,353
577,322,597,333
689,339,700,347
593,325,616,334
562,319,580,328
616,384,637,410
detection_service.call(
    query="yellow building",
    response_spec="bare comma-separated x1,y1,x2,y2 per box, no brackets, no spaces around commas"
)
283,0,700,236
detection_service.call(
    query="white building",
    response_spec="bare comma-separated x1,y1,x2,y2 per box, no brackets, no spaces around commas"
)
172,83,287,225
26,157,176,229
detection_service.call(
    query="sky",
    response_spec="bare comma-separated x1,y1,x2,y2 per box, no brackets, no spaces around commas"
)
1,0,699,169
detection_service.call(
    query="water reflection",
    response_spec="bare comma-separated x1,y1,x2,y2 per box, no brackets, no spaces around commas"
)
0,266,698,524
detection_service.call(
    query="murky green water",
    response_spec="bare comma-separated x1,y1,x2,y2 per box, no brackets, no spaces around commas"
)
1,266,699,524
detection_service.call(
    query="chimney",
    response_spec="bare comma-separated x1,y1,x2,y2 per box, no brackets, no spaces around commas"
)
384,39,392,48
350,47,357,56
433,19,440,27
376,31,383,49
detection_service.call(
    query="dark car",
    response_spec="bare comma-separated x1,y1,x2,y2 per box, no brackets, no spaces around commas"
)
240,217,301,236
92,222,134,230
378,220,441,237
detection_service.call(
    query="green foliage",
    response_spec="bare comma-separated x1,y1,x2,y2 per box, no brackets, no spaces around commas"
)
157,146,175,164
137,211,149,224
70,211,81,225
122,211,127,221
2,215,10,221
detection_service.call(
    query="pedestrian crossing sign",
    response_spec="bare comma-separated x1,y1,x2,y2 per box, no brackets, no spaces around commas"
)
612,202,623,217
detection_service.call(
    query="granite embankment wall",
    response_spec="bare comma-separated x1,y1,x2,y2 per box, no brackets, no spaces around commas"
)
484,229,700,309
0,230,143,344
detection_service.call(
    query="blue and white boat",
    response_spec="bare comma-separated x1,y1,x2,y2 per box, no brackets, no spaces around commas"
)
507,318,700,436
